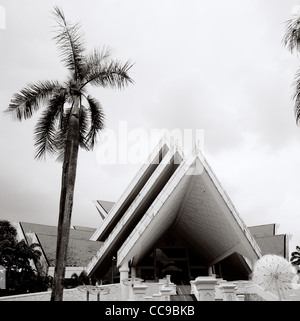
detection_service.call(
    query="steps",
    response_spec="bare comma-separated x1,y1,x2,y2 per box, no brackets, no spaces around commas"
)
170,285,197,301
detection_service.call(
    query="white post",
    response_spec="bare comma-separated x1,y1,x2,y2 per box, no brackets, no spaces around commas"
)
218,283,237,301
236,294,245,301
193,276,218,301
132,282,148,301
119,263,130,301
160,286,173,301
153,293,162,301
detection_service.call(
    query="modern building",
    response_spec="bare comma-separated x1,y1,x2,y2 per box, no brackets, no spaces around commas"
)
15,140,288,298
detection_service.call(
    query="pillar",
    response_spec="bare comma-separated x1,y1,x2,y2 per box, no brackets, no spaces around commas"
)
119,262,130,301
131,266,137,278
159,276,176,295
153,293,162,301
218,283,237,301
193,276,218,301
236,294,245,301
132,283,148,301
160,286,173,301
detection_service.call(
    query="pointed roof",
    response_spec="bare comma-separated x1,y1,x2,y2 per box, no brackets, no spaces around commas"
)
19,222,102,268
87,141,183,275
90,139,171,242
94,200,115,220
117,151,261,268
97,200,115,214
86,141,262,276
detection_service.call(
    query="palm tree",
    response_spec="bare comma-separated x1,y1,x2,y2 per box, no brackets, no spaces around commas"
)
290,246,300,271
0,238,42,293
4,7,133,301
283,15,300,123
13,240,42,271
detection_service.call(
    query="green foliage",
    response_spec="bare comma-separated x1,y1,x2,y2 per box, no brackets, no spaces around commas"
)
0,220,17,244
69,270,99,288
0,220,52,296
283,17,300,124
4,6,133,162
4,6,133,301
290,245,300,271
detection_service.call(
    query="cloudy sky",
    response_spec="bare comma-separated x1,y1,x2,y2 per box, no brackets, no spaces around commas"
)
1,0,300,255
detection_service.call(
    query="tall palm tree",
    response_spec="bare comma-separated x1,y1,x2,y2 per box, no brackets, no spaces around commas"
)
283,15,300,123
4,7,133,301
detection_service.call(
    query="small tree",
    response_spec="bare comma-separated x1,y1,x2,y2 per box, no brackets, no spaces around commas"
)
0,220,50,295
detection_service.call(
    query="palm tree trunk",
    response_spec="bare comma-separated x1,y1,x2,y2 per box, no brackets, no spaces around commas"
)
51,96,80,301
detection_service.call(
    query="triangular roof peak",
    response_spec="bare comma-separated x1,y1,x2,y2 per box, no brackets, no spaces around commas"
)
86,135,261,277
90,138,183,242
116,151,261,268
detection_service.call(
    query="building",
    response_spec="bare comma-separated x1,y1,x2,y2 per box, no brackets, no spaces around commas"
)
15,140,288,298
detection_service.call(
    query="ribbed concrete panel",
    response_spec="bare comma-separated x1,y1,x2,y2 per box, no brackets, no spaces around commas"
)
90,140,170,242
87,146,261,278
117,165,194,265
117,152,261,271
175,170,240,263
86,146,183,276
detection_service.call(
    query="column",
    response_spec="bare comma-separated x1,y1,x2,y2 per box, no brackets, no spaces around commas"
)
131,266,137,278
119,262,130,301
218,283,237,301
208,266,213,276
193,276,218,301
152,293,162,301
160,286,173,301
132,283,148,301
236,294,245,301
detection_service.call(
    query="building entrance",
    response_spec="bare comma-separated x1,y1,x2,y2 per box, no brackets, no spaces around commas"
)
136,246,210,284
154,247,190,284
156,259,189,285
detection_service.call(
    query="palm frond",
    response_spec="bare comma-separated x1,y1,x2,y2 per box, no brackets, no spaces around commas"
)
283,18,300,53
5,80,61,121
291,258,300,266
52,6,86,80
81,47,112,76
84,95,105,149
33,92,66,160
81,59,134,90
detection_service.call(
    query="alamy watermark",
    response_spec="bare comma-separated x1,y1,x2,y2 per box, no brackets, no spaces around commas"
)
95,121,204,166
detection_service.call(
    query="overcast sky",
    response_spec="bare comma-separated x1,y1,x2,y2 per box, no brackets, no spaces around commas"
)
1,0,300,255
